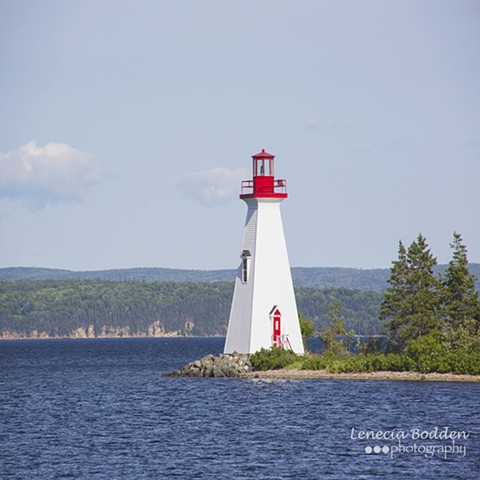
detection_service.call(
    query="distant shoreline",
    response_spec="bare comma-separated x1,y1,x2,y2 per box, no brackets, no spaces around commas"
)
241,369,480,383
0,333,219,341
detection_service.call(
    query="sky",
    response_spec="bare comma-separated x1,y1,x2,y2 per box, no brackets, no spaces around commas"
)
0,0,479,271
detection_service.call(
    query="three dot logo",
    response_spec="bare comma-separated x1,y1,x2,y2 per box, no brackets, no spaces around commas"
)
365,445,390,455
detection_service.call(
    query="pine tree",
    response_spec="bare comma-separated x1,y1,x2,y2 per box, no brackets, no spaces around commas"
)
380,241,408,347
381,234,441,349
403,234,441,339
442,232,480,335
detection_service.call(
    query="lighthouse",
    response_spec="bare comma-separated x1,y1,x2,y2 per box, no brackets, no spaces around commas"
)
224,149,304,354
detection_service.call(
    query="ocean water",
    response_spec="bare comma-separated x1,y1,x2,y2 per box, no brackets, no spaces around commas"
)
1,337,479,480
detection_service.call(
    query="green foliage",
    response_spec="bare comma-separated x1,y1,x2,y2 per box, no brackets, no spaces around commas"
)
359,337,383,355
250,347,300,371
381,234,442,349
381,232,480,347
0,280,386,338
377,232,480,374
319,301,355,356
292,268,392,291
352,353,415,373
380,241,408,346
298,312,315,350
2,265,479,292
296,287,384,335
300,354,329,370
299,351,414,373
441,232,480,335
406,331,451,373
406,330,480,375
0,280,234,337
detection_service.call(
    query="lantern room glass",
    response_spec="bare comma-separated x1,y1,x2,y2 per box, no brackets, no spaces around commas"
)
253,158,274,177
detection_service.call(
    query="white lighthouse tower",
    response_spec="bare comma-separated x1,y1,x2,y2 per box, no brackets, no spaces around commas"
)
224,149,304,355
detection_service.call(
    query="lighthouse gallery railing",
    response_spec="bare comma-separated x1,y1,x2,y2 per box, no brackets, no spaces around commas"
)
241,179,287,196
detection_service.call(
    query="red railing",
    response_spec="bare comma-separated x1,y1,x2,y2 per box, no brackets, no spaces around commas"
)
241,179,287,196
241,180,253,195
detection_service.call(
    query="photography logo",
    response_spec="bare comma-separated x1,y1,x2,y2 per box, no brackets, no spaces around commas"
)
350,427,469,459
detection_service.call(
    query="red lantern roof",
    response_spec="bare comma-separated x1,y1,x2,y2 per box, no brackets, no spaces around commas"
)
251,149,275,160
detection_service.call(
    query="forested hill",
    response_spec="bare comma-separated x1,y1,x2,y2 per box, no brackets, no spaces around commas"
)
0,280,384,339
2,265,479,292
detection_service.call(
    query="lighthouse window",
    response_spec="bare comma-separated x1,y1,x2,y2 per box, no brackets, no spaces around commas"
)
242,257,248,283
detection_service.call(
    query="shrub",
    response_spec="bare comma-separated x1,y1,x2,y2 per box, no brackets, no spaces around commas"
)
250,347,300,371
406,330,480,374
406,330,452,373
301,354,329,371
447,349,480,375
299,351,415,373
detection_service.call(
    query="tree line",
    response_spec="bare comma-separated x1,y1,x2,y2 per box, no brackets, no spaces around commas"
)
380,232,479,348
2,265,479,292
252,232,480,375
375,232,480,372
307,232,480,374
0,281,384,338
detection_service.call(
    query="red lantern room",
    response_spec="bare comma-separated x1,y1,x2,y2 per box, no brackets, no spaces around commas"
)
240,149,287,199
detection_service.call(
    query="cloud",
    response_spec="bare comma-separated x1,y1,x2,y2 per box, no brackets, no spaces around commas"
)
0,140,105,204
174,167,247,204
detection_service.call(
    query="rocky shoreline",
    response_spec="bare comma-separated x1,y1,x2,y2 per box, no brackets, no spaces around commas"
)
0,331,210,340
166,353,252,377
167,354,480,382
242,369,480,382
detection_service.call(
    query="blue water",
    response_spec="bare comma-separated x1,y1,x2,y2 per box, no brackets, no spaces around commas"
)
1,338,479,479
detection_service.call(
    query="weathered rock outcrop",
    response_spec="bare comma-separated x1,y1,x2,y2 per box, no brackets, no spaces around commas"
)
167,353,252,378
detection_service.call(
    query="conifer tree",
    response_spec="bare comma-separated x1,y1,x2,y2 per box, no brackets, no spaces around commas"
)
403,234,441,339
442,232,480,335
381,234,441,349
380,241,408,347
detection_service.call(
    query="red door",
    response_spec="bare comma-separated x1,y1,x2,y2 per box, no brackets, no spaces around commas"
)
273,309,281,347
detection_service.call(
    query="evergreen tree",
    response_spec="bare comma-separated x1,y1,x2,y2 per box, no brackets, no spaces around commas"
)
442,232,480,335
403,234,441,339
380,241,408,347
381,234,441,349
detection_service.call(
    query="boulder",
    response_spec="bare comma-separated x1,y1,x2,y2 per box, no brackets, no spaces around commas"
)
167,353,252,378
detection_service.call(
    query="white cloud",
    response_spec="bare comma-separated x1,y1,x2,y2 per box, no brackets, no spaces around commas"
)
174,167,247,204
0,140,105,204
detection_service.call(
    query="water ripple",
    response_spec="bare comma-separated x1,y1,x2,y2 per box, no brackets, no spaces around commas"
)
1,338,479,479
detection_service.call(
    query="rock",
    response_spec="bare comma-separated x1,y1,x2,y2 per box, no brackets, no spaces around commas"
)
166,352,253,378
212,366,225,377
188,368,203,377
